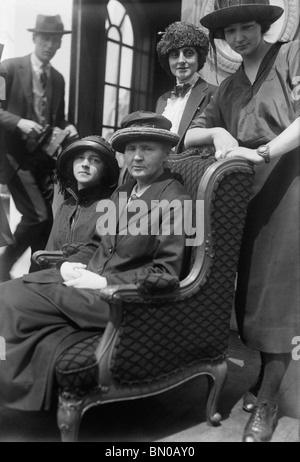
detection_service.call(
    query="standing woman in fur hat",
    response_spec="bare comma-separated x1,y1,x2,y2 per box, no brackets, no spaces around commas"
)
185,0,300,442
156,22,217,153
44,135,119,256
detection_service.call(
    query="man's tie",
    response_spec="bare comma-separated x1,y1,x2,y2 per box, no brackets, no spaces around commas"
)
172,82,192,98
40,66,48,91
40,66,48,125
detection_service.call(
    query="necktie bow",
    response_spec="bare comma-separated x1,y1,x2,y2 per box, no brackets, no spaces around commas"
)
172,82,192,98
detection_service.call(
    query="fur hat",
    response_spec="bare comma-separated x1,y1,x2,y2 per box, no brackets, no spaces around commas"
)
110,111,180,153
157,22,209,77
200,0,283,36
56,135,119,187
27,15,72,35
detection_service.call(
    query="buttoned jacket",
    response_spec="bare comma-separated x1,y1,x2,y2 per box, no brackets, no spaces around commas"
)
23,172,191,286
0,55,68,182
156,77,217,153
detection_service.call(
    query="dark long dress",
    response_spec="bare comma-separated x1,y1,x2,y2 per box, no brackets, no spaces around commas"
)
0,173,190,410
190,41,300,353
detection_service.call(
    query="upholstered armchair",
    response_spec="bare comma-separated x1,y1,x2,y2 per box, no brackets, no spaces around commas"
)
33,149,254,442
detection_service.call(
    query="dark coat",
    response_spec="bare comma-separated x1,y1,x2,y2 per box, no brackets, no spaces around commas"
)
0,55,68,183
0,171,191,410
24,171,191,285
45,184,116,253
156,77,217,153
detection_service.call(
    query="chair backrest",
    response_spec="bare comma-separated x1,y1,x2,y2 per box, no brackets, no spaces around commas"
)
110,149,254,385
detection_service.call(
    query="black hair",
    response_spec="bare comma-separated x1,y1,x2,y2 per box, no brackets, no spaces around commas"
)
209,20,273,78
53,151,110,197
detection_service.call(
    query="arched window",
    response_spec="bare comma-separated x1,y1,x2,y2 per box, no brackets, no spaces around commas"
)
102,0,134,140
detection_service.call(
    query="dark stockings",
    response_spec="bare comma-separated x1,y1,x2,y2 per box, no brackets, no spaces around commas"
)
252,352,291,405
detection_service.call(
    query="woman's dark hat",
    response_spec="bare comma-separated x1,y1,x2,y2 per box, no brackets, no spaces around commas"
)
200,0,284,32
157,21,209,75
28,15,72,35
110,111,180,153
56,135,119,186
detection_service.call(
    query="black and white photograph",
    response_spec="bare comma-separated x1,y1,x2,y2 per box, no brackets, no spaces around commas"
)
0,0,299,444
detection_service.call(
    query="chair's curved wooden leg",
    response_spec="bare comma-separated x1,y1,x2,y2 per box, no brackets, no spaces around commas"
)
57,393,84,442
205,360,228,426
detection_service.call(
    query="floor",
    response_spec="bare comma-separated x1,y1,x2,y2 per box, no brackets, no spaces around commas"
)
0,331,299,443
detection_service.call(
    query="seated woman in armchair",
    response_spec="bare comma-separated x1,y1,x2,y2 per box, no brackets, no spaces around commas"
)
45,135,119,256
0,111,192,412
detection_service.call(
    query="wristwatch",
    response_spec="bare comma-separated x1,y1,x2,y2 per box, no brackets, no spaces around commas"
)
257,145,271,163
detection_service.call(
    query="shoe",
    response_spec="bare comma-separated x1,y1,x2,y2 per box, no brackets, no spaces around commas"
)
243,390,258,412
243,401,278,442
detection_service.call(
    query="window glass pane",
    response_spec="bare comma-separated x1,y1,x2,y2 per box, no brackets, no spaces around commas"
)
107,0,126,27
105,41,120,84
118,88,131,125
108,25,121,42
120,47,133,88
103,85,117,127
121,15,133,46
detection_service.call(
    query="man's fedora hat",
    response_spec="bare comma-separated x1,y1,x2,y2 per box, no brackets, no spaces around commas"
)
200,0,284,32
110,111,180,153
57,135,120,187
28,15,72,35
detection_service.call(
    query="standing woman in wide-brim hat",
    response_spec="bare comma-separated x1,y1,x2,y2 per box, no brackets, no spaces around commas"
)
185,0,300,443
156,21,217,153
45,135,119,255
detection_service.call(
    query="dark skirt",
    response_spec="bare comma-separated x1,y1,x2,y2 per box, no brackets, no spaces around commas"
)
0,272,109,411
235,148,300,353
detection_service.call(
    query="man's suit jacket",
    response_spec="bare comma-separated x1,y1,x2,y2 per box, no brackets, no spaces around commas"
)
0,54,69,183
156,77,217,153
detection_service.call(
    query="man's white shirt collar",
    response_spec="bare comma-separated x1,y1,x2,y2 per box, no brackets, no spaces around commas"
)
31,53,51,75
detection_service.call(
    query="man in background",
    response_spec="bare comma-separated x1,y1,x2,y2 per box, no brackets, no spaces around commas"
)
0,14,78,280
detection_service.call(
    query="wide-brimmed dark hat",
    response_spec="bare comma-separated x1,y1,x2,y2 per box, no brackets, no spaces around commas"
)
157,22,209,75
200,0,284,32
28,15,72,35
57,135,119,187
110,111,180,153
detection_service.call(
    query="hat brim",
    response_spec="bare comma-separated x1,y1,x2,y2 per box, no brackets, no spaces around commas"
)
27,28,72,34
57,140,119,186
200,5,284,31
110,127,180,153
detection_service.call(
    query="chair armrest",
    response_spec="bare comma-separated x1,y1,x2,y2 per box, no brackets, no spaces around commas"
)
32,250,64,269
99,273,180,304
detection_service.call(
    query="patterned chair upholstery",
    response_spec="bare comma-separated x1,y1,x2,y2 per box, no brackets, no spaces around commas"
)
33,148,254,442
